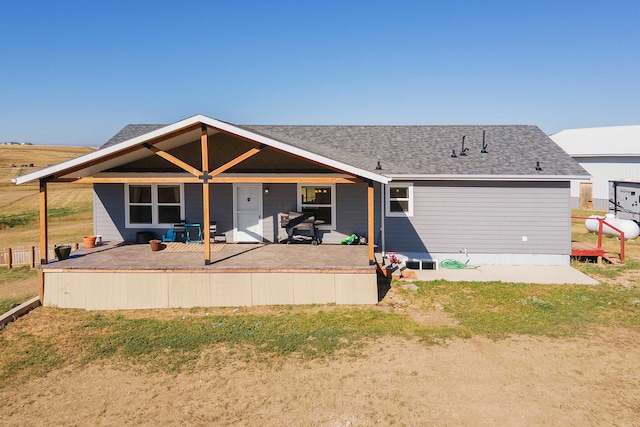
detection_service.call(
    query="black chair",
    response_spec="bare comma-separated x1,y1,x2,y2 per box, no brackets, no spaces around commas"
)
173,222,186,242
210,221,226,243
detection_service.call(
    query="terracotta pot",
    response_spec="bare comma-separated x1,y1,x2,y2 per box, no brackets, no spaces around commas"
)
83,235,97,248
149,239,163,252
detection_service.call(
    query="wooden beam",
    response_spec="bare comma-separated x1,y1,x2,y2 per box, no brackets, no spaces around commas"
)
212,176,360,184
209,147,262,177
259,177,361,184
143,143,202,177
209,125,364,177
39,179,48,265
49,123,203,180
49,178,81,183
367,181,375,264
75,176,361,184
75,176,202,184
201,124,211,264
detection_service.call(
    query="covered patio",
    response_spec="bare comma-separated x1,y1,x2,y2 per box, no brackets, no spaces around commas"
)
40,242,379,310
16,115,390,310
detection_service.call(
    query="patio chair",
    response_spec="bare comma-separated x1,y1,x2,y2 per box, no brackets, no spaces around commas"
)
210,221,227,243
173,222,186,242
162,228,176,243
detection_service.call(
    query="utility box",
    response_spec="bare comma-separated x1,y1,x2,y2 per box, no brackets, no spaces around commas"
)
405,259,439,270
609,180,640,224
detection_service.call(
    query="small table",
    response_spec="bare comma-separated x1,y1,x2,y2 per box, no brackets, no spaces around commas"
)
185,223,203,243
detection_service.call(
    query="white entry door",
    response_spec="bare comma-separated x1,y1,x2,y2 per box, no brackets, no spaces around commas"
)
234,184,262,242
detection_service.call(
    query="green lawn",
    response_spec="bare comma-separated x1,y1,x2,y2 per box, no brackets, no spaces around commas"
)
2,280,639,387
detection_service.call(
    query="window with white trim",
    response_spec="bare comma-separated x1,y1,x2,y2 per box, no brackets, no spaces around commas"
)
297,183,335,228
386,183,413,217
125,184,185,227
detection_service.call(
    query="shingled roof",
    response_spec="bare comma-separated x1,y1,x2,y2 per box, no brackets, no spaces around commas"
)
103,123,587,178
103,124,166,147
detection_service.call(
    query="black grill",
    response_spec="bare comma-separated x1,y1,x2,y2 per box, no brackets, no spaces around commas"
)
280,212,323,244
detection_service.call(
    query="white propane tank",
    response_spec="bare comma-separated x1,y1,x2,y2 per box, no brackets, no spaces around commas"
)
585,214,640,240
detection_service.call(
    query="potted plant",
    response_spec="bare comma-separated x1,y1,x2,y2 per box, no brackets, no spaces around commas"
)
149,239,163,252
83,235,97,248
54,244,72,260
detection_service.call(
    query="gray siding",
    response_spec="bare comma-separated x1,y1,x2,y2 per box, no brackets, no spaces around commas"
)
94,182,382,245
94,183,207,243
210,183,233,241
184,184,203,224
385,181,571,256
328,182,374,244
94,184,127,242
262,184,297,242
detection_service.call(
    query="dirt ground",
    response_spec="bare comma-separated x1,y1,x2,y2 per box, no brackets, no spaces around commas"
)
1,328,639,426
0,277,38,299
1,282,640,426
2,271,640,426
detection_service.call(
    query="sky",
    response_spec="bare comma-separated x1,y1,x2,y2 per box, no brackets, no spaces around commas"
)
1,0,639,146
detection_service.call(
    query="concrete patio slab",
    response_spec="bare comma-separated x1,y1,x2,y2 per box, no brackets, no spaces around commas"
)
413,265,599,285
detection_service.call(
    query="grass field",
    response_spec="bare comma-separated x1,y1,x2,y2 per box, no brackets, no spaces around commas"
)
1,279,639,387
0,145,95,248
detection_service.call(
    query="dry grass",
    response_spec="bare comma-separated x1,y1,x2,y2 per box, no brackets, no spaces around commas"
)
0,145,95,248
0,145,95,179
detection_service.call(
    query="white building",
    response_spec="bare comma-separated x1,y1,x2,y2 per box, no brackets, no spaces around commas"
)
550,125,640,210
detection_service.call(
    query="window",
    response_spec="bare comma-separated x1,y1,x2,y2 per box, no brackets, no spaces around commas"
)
386,183,413,217
126,184,184,227
298,184,335,228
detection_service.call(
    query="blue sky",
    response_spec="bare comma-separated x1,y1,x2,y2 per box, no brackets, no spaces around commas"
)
1,0,639,146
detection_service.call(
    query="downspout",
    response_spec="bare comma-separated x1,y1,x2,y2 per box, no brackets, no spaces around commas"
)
380,182,385,256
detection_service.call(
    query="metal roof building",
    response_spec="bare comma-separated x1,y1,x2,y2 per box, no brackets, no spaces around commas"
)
550,125,640,210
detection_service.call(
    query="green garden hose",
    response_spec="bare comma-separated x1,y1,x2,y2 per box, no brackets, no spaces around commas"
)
440,259,480,269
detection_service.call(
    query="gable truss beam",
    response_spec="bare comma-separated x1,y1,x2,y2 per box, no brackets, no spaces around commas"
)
208,145,265,177
208,125,364,181
46,123,203,182
142,143,201,177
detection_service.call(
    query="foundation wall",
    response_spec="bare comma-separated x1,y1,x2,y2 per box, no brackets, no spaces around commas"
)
43,270,378,310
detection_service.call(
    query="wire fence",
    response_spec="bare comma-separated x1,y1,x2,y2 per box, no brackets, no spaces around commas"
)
0,244,80,268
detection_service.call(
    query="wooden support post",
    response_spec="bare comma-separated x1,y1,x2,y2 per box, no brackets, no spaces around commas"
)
7,248,12,269
367,181,375,265
30,246,35,268
39,179,48,264
201,124,211,264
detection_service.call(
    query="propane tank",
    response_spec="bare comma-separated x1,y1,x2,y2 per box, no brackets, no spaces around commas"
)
585,214,640,240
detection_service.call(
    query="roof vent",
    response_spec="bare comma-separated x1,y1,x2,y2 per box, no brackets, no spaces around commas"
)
451,149,457,158
481,130,488,153
535,161,543,171
460,136,469,156
375,160,382,170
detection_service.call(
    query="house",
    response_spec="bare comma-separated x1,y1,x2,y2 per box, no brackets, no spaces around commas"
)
550,125,640,210
14,114,587,310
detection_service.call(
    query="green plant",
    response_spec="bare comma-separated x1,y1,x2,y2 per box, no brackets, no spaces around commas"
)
77,309,450,371
0,336,64,385
530,296,554,310
412,281,640,339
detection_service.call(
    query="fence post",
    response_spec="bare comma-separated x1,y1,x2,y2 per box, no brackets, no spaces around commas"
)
7,247,12,269
31,246,36,268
